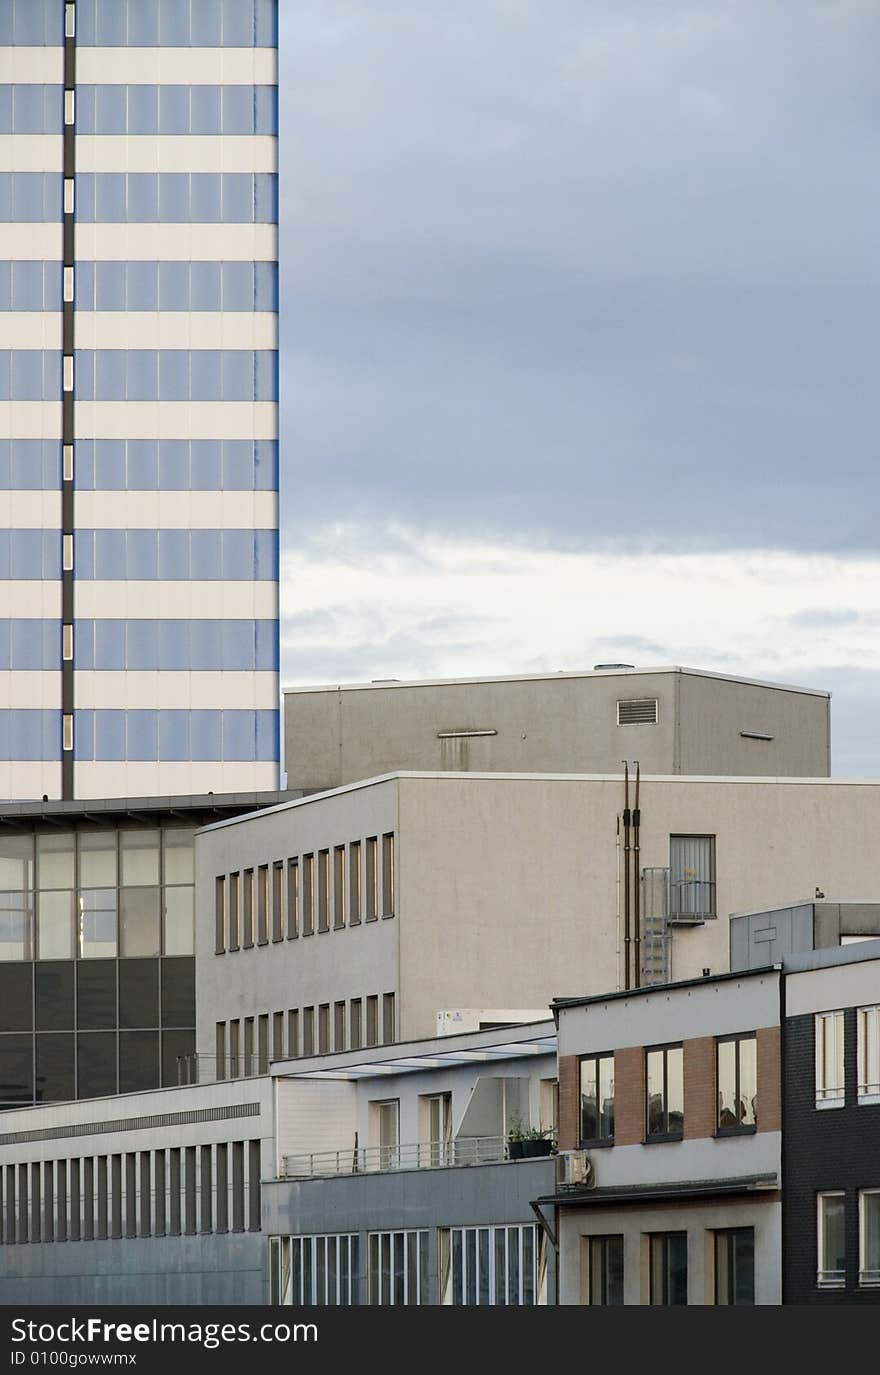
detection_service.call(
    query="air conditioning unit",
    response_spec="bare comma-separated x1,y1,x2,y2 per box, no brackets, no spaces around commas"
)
555,1150,594,1190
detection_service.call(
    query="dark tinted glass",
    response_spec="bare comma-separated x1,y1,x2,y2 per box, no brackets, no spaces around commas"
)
119,1031,160,1094
35,962,74,1030
35,1031,75,1101
76,961,117,1029
161,957,195,1027
0,1033,33,1104
77,1031,117,1098
118,959,158,1029
162,1029,195,1087
0,964,32,1031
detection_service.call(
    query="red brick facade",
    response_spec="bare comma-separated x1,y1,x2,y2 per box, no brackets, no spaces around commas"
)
613,1046,645,1145
557,1054,580,1150
683,1036,717,1140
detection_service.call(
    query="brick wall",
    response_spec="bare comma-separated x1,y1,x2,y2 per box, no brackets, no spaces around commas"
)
614,1046,645,1145
557,1054,580,1150
756,1025,781,1133
684,1036,716,1140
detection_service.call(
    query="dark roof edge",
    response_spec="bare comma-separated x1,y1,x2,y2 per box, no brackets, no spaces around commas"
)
551,965,781,1013
536,1172,779,1208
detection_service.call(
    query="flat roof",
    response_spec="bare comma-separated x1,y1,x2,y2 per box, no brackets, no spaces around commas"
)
537,1173,779,1209
552,965,780,1014
782,941,880,973
273,1019,557,1082
731,899,880,919
0,789,301,830
283,664,829,699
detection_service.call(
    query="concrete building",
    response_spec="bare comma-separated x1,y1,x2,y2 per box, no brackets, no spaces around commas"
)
0,789,295,1108
549,969,783,1305
731,899,880,970
0,0,280,801
195,771,880,1064
283,667,831,793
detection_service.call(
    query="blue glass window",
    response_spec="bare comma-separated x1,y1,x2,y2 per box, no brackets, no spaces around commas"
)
0,710,60,762
158,262,189,312
127,173,159,222
157,439,189,490
96,172,126,222
190,173,222,222
126,441,159,489
127,261,159,311
191,85,222,135
96,85,126,135
126,711,159,762
190,262,221,311
0,174,61,222
190,711,221,761
128,85,159,136
93,620,125,671
157,621,188,669
190,440,222,488
11,263,43,310
72,619,277,670
159,85,189,135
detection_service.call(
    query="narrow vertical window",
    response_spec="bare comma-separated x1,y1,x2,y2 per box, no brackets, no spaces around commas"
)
62,624,74,661
350,999,362,1050
301,855,314,935
334,846,346,928
62,535,74,570
64,90,75,125
815,1011,845,1107
64,178,75,214
273,1011,284,1060
582,1235,624,1306
63,445,74,481
62,714,74,751
318,1004,330,1054
716,1035,757,1132
228,873,240,951
214,876,226,954
231,1142,245,1233
65,3,76,38
714,1228,755,1305
287,1009,300,1058
860,1190,880,1288
272,862,284,942
215,1022,226,1081
286,859,299,938
858,1006,880,1103
382,992,395,1045
229,1020,240,1078
649,1232,688,1305
257,866,269,944
382,833,395,916
63,356,74,391
334,1001,346,1052
646,1045,684,1138
366,838,378,920
818,1193,845,1288
366,995,379,1048
242,870,255,948
349,842,362,925
302,1007,315,1056
243,1017,254,1076
317,850,330,932
63,266,74,301
580,1053,615,1143
258,1014,269,1073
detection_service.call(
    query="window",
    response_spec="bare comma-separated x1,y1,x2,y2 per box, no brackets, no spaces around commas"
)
716,1035,757,1133
580,1053,614,1143
582,1235,624,1305
858,1006,880,1104
302,1007,314,1057
270,1234,360,1306
369,1231,429,1305
646,1045,684,1139
258,1014,269,1074
334,1002,346,1052
286,859,298,939
301,855,314,936
668,835,715,919
272,863,284,942
815,1011,845,1107
366,995,379,1047
818,1193,845,1288
228,1020,240,1078
649,1232,688,1305
317,850,330,932
333,847,345,928
350,999,362,1050
214,877,226,954
257,866,269,944
273,1011,284,1061
540,1078,559,1138
287,1010,299,1059
242,870,254,948
365,838,378,920
382,833,395,916
419,1093,452,1166
372,1099,400,1170
859,1191,880,1288
349,842,361,925
382,992,395,1044
440,1225,546,1305
243,1018,254,1077
318,1004,330,1055
227,872,240,951
215,1023,225,1080
714,1228,754,1305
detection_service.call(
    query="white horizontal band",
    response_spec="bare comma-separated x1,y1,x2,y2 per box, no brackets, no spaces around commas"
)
0,670,62,710
75,400,278,441
0,401,62,440
0,491,61,527
0,134,63,173
0,313,62,349
0,225,62,261
74,223,277,262
74,490,277,530
75,48,278,86
73,311,277,350
76,135,277,175
0,49,63,84
75,670,279,710
0,761,62,802
0,583,62,617
74,581,278,619
74,759,280,800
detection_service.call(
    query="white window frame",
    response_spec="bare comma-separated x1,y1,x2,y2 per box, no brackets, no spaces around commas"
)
271,1233,359,1306
857,1006,880,1105
368,1230,429,1305
859,1190,880,1288
815,1010,845,1108
817,1192,846,1289
439,1224,546,1306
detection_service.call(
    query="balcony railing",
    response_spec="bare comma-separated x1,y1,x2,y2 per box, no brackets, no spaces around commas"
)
281,1135,511,1179
667,878,716,923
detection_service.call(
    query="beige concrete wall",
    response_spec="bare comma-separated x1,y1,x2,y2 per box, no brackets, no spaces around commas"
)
283,669,830,791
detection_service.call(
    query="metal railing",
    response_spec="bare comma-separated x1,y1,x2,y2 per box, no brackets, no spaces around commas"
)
281,1135,511,1179
667,878,716,922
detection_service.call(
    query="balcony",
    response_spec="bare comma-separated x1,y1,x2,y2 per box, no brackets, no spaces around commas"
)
281,1135,515,1179
667,878,716,924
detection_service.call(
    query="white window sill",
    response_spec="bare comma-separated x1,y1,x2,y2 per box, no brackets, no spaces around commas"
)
857,1093,880,1107
815,1097,845,1110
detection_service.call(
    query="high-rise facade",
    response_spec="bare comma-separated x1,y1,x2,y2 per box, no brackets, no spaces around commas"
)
0,0,280,802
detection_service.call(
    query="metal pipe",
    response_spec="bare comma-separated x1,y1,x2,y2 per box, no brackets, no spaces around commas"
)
622,762,631,990
633,761,641,989
615,814,621,991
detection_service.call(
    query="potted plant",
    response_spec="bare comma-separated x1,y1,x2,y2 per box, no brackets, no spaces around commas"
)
507,1118,555,1159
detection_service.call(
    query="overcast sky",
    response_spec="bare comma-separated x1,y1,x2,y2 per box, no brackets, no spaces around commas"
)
278,0,880,774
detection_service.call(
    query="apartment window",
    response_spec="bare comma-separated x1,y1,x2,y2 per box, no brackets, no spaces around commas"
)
350,999,363,1051
214,876,226,954
369,1231,429,1305
272,863,284,942
579,1053,614,1144
716,1034,757,1133
287,1010,299,1059
318,1004,330,1055
714,1228,755,1305
334,1002,346,1053
582,1235,624,1306
228,873,240,951
229,1020,240,1078
859,1191,880,1288
215,1022,226,1081
540,1078,559,1138
382,992,395,1045
258,1014,269,1074
286,859,299,939
242,870,255,948
365,838,378,920
858,1006,880,1104
649,1232,688,1306
333,847,346,928
440,1225,546,1305
301,855,314,936
317,850,330,933
243,1018,254,1077
668,835,715,919
349,842,362,925
817,1193,845,1288
382,833,395,916
419,1092,452,1167
646,1045,684,1139
372,1099,400,1171
366,995,379,1048
257,866,269,945
270,1234,360,1306
302,1007,314,1057
815,1011,845,1107
273,1011,284,1061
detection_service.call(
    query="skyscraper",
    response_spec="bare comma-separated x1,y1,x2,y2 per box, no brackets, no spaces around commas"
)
0,0,280,801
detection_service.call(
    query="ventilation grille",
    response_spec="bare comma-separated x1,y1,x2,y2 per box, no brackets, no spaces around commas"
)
617,698,658,725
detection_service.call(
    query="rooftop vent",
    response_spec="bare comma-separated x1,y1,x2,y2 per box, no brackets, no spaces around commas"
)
617,698,659,726
594,663,635,671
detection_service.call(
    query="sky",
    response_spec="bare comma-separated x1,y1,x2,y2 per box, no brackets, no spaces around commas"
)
277,0,880,774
